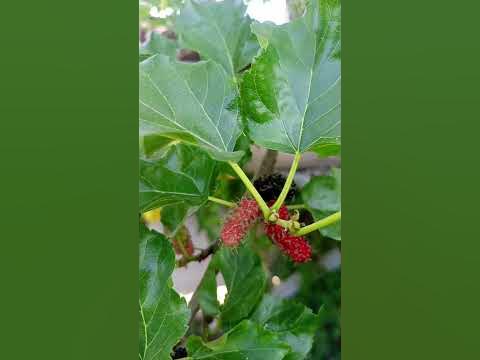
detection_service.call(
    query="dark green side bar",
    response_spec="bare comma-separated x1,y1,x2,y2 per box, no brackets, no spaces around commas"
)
343,0,480,358
0,1,138,359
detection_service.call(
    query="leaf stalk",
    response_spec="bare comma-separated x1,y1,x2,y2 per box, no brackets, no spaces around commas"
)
228,161,270,218
207,196,236,208
271,152,301,211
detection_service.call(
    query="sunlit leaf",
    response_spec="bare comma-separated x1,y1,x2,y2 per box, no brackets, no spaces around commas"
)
176,0,257,76
241,0,341,154
140,55,243,161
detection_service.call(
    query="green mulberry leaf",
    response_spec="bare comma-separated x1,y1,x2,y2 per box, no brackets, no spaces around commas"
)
301,168,341,240
215,244,267,329
140,55,243,161
196,260,221,317
176,0,258,76
241,0,341,154
251,295,322,360
140,32,178,62
195,241,267,328
139,224,189,360
186,320,290,360
139,143,217,212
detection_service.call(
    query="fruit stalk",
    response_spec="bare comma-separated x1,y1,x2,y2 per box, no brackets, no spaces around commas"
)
294,211,342,236
228,161,270,218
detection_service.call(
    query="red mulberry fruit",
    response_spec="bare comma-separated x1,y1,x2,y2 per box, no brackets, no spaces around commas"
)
275,234,312,263
220,198,260,247
264,201,311,263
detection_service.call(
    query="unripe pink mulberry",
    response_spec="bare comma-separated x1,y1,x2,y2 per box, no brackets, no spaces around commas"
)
220,198,260,247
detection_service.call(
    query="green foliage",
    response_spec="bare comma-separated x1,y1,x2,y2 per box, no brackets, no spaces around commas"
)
176,0,259,76
195,239,267,329
140,32,178,61
196,202,224,241
251,295,322,360
241,0,341,154
160,202,191,235
138,1,342,358
310,142,341,157
140,55,244,161
139,143,217,212
187,320,291,360
215,243,267,328
139,224,190,359
302,168,341,240
297,268,341,360
196,261,221,317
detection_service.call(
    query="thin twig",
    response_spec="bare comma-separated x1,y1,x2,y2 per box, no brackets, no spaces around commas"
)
176,241,220,267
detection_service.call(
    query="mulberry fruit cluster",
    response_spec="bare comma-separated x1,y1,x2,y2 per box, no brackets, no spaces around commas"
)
219,196,311,263
264,202,311,263
220,198,261,247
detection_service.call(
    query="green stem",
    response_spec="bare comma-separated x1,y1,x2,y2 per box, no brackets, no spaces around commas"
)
275,218,292,229
208,196,236,208
228,161,270,218
271,152,301,211
287,204,306,210
294,211,341,236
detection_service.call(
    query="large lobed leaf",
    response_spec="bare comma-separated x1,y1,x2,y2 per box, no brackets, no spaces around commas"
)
176,0,258,76
139,143,217,212
194,240,266,328
186,320,291,360
251,295,322,360
139,223,190,360
215,244,267,328
301,167,341,240
139,55,243,161
241,0,341,154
